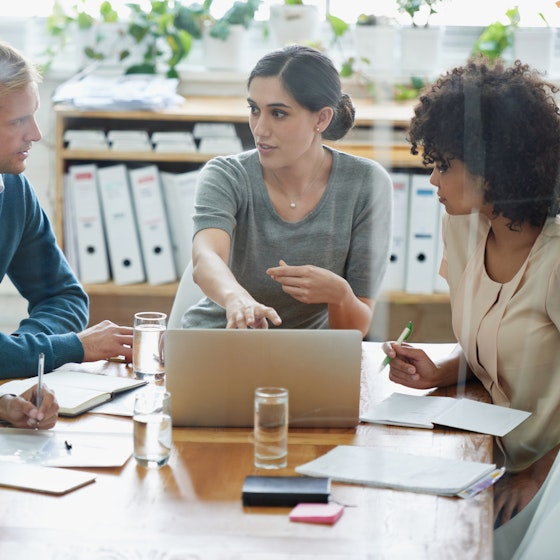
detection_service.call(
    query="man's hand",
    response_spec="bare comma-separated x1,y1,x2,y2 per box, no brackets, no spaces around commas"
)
78,320,133,363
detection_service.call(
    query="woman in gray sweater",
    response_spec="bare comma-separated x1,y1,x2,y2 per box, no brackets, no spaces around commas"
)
184,45,392,336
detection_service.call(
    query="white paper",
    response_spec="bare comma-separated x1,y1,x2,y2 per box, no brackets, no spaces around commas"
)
90,385,150,417
433,398,531,437
296,445,496,496
52,74,182,111
360,392,454,428
0,428,132,468
0,462,96,495
360,393,531,437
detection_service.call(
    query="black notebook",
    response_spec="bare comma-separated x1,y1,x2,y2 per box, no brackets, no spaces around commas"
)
242,476,331,507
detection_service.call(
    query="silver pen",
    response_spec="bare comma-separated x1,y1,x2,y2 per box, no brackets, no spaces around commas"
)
36,352,45,409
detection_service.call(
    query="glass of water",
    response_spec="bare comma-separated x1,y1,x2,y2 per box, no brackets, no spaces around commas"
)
254,387,288,469
133,389,172,468
133,311,166,382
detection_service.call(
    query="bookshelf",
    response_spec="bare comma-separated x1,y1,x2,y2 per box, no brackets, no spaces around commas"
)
54,96,453,341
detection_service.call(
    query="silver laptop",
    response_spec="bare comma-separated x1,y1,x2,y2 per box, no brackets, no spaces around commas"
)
164,329,362,428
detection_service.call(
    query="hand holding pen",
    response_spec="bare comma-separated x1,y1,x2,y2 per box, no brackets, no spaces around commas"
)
23,353,58,429
0,386,59,430
380,321,413,372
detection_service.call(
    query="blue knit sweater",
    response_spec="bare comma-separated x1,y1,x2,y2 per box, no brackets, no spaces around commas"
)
0,174,88,378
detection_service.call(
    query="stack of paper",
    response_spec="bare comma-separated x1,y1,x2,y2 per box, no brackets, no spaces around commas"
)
193,122,243,154
108,130,152,152
52,73,183,111
296,445,498,497
152,131,197,153
64,129,109,150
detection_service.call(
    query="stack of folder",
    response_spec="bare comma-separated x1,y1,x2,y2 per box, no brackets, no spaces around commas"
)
381,172,448,295
65,163,199,286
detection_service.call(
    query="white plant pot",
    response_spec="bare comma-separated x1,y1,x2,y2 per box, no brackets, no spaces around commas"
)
513,28,556,74
354,25,398,75
400,26,443,77
203,24,247,72
268,4,320,48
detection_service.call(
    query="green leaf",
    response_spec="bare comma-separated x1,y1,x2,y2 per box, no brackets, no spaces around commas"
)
76,12,94,31
327,14,349,39
100,1,118,23
209,20,230,40
125,62,157,74
340,59,354,78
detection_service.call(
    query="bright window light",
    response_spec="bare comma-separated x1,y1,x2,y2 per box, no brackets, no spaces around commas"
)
2,0,560,27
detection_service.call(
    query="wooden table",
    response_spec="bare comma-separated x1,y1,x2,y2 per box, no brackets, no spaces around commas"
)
0,342,493,559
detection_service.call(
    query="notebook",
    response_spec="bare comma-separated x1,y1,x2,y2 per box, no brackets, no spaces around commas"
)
1,370,147,417
164,329,362,428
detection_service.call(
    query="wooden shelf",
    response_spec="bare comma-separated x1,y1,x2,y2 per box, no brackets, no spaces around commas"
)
82,281,448,306
60,148,215,164
55,95,449,338
54,96,416,127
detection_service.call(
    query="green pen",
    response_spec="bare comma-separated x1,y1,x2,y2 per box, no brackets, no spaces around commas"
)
380,321,413,371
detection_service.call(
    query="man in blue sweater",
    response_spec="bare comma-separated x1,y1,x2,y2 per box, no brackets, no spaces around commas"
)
0,41,133,404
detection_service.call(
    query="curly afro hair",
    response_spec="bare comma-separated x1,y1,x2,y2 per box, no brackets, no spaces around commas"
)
407,56,560,229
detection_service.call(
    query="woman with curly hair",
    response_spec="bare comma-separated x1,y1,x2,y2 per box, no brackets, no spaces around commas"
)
382,56,560,528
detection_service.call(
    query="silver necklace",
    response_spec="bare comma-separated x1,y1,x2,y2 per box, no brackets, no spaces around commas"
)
270,151,326,209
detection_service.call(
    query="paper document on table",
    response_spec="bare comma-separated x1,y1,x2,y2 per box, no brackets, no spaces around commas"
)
0,462,96,495
90,384,150,416
0,428,132,468
296,445,497,497
360,393,531,437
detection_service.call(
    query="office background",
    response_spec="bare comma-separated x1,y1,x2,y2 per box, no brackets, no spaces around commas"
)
1,0,559,339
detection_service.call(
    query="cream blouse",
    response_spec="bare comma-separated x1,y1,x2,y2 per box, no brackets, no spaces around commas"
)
440,213,560,472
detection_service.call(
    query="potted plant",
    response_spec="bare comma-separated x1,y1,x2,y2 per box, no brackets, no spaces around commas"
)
268,0,321,48
326,14,376,99
471,7,519,62
42,0,122,73
124,1,198,77
512,8,555,74
198,0,261,71
396,0,442,28
353,14,398,75
44,1,198,78
397,0,445,77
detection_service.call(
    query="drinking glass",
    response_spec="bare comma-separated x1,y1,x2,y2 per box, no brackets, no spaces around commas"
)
254,387,288,469
133,389,172,468
133,311,166,382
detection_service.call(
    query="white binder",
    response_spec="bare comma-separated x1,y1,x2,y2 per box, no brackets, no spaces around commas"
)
63,174,79,276
97,164,146,285
381,173,410,292
404,174,440,294
160,170,199,276
434,205,449,293
128,165,177,285
67,164,110,284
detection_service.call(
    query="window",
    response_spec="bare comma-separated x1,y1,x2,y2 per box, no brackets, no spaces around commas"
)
3,1,560,27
